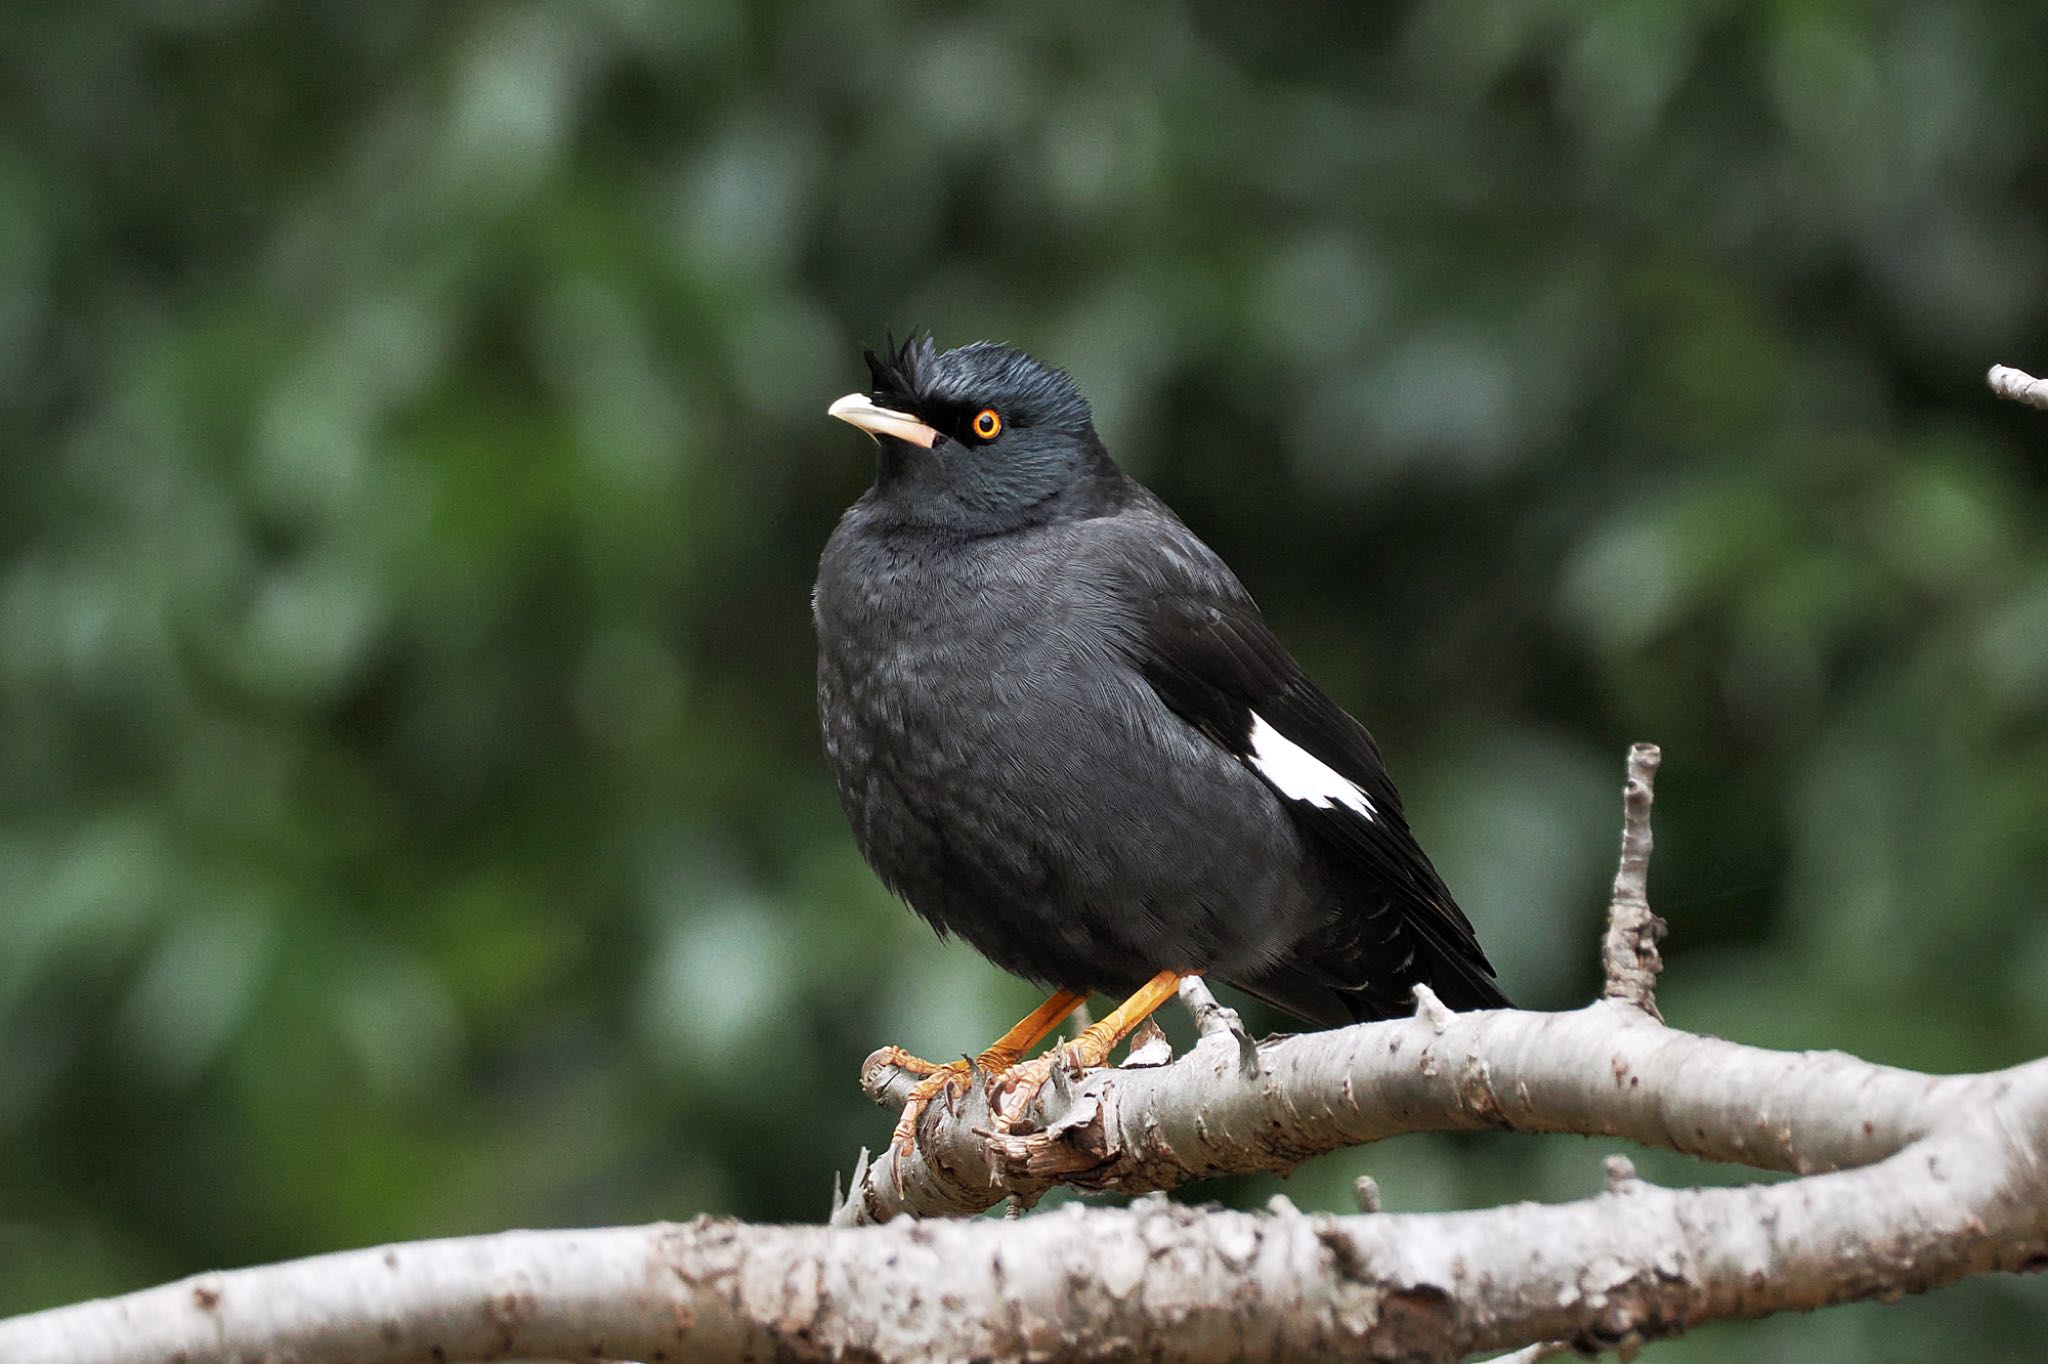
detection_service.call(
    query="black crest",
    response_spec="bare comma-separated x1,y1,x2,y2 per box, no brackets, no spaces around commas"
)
862,331,937,412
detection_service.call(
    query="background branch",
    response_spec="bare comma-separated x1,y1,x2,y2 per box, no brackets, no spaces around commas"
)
1990,363,2048,409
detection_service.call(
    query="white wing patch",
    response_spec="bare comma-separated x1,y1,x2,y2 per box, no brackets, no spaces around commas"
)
1248,713,1377,821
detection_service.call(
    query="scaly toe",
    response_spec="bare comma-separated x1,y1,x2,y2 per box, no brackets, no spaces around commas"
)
891,1058,973,1156
993,1049,1071,1132
869,1044,948,1079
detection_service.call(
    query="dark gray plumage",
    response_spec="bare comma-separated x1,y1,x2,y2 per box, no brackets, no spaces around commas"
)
814,336,1508,1027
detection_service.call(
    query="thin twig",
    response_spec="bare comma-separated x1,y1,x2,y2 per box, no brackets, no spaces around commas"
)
1988,364,2048,410
1600,743,1666,1020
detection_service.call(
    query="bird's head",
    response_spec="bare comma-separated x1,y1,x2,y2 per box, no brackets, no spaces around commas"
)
827,335,1118,532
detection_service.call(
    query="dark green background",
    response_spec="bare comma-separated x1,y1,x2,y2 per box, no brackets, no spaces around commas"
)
5,2,2047,1358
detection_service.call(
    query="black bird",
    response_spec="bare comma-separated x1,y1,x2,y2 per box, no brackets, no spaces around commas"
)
816,335,1509,1151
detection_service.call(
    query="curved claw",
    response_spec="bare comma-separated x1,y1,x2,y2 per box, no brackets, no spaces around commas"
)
891,1057,974,1156
993,1041,1091,1132
878,992,1092,1157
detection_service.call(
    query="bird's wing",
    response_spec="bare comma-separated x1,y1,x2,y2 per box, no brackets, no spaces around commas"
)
1093,505,1506,1017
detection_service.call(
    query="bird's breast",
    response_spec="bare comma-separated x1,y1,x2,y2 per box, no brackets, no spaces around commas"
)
817,534,1077,768
814,520,1114,865
812,515,1321,991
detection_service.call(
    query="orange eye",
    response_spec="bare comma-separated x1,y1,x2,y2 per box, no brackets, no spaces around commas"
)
971,408,1002,440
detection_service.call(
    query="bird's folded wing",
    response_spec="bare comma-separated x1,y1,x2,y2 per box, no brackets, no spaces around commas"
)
1131,591,1494,972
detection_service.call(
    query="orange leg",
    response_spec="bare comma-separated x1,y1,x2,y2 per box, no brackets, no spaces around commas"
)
887,989,1087,1155
994,970,1185,1129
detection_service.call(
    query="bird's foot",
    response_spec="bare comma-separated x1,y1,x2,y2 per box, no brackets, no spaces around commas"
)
881,1043,1040,1156
990,970,1184,1132
875,991,1090,1157
885,1052,980,1156
868,1044,951,1081
992,1031,1116,1132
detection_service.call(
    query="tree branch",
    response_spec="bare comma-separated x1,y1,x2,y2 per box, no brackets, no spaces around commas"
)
1989,363,2048,409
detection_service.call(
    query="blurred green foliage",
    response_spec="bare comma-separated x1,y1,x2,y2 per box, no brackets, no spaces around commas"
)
3,1,2046,1357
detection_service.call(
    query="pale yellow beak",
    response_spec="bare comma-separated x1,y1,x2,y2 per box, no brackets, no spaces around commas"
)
827,392,938,448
